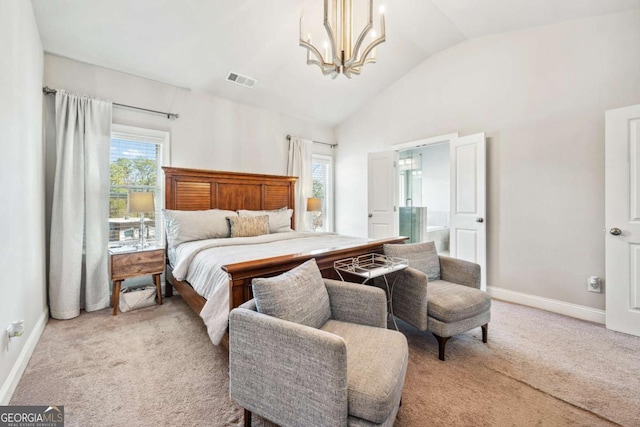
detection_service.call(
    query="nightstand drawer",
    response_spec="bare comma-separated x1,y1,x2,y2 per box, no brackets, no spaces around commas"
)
111,262,163,280
111,249,164,269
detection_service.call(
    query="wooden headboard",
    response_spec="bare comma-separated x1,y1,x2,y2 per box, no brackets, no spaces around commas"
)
163,167,297,229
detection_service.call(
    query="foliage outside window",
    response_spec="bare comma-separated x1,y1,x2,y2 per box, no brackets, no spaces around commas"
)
109,126,169,247
311,154,333,232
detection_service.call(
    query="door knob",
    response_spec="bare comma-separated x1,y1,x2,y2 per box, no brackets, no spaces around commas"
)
476,217,484,223
368,213,373,218
610,228,622,236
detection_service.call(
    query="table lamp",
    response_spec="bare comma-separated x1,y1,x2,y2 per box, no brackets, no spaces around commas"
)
306,197,323,231
128,191,155,248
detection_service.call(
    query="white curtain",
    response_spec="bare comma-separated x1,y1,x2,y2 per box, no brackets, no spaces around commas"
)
287,137,313,231
49,90,112,319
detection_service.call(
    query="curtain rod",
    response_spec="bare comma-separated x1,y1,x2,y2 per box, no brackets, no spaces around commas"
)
286,134,337,148
42,86,180,120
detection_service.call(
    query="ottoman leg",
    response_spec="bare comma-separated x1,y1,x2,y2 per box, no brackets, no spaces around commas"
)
433,333,450,361
481,323,488,343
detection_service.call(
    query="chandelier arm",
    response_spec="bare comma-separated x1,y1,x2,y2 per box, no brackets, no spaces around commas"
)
301,40,339,75
301,9,340,70
350,34,385,69
344,23,372,67
300,40,326,65
346,11,385,69
320,62,339,75
323,18,340,65
362,56,377,66
343,0,373,67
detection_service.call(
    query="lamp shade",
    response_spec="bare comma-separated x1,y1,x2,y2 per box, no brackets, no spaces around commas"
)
306,197,322,212
128,192,155,214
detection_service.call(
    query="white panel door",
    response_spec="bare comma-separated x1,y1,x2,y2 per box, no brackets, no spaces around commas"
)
605,104,640,337
368,151,398,238
450,133,487,289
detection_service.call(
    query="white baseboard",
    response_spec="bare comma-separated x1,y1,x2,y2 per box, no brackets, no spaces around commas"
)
0,308,49,405
487,286,606,324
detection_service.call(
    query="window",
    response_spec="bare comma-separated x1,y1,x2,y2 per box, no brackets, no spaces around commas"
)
311,154,333,232
109,125,170,247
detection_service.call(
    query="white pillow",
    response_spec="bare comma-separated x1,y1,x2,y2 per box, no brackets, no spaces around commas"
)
163,209,238,248
238,208,293,233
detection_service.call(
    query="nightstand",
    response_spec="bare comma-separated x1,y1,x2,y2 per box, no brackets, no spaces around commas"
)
109,246,165,316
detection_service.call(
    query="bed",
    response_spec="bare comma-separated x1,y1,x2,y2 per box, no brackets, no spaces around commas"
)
162,166,407,343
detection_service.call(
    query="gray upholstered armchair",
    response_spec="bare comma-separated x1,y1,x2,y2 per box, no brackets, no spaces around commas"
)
229,259,408,427
381,242,491,361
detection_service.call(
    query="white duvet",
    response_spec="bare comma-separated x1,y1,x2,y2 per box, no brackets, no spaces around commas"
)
171,232,370,344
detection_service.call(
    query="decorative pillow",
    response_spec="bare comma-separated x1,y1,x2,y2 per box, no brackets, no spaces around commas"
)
238,208,293,233
163,209,237,248
384,241,441,281
227,215,270,238
252,259,331,329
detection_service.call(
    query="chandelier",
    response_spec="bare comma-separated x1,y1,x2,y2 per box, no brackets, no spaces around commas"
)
300,0,386,78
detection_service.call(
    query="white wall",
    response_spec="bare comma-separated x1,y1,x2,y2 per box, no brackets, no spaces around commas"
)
44,55,335,175
0,0,46,404
336,11,640,311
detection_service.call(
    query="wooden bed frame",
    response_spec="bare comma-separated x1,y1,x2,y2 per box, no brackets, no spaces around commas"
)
163,166,407,316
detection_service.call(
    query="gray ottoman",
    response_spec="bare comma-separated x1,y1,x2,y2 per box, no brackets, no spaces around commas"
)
426,278,491,360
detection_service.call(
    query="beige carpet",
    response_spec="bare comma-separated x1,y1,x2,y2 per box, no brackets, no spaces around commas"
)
10,297,640,427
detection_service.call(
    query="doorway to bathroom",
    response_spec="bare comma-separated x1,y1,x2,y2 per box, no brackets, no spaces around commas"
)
368,132,486,288
398,143,450,254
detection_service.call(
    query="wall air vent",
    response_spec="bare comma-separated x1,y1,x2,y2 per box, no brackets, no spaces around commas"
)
226,72,257,89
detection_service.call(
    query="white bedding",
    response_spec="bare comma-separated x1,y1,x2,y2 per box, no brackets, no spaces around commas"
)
171,232,370,344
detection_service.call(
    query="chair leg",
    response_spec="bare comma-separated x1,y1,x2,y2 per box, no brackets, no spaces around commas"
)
481,323,488,343
433,333,450,361
244,408,251,427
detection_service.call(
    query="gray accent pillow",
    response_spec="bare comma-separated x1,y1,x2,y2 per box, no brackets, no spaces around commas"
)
227,215,270,238
384,241,441,281
252,259,331,329
163,209,237,248
238,208,293,233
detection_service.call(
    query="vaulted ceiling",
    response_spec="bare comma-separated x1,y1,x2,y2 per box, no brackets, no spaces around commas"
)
32,0,640,126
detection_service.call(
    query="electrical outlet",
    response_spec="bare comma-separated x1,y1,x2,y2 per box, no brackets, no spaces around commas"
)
11,321,24,337
588,276,601,293
5,320,24,351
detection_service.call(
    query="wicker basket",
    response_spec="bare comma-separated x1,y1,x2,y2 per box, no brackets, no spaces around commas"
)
119,286,157,312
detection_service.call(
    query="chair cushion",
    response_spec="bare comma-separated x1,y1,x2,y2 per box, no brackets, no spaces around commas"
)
384,241,440,281
427,279,491,323
321,320,408,424
252,259,331,329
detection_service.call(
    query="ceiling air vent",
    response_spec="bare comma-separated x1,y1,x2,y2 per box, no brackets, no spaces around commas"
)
226,72,257,89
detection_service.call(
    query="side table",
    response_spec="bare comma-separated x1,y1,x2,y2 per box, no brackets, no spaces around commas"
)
109,246,165,315
334,253,408,330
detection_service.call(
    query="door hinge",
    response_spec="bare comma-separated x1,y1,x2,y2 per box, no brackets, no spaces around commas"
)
393,160,396,168
393,206,397,212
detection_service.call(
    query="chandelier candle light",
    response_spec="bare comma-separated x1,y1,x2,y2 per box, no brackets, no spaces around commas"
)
300,0,386,78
